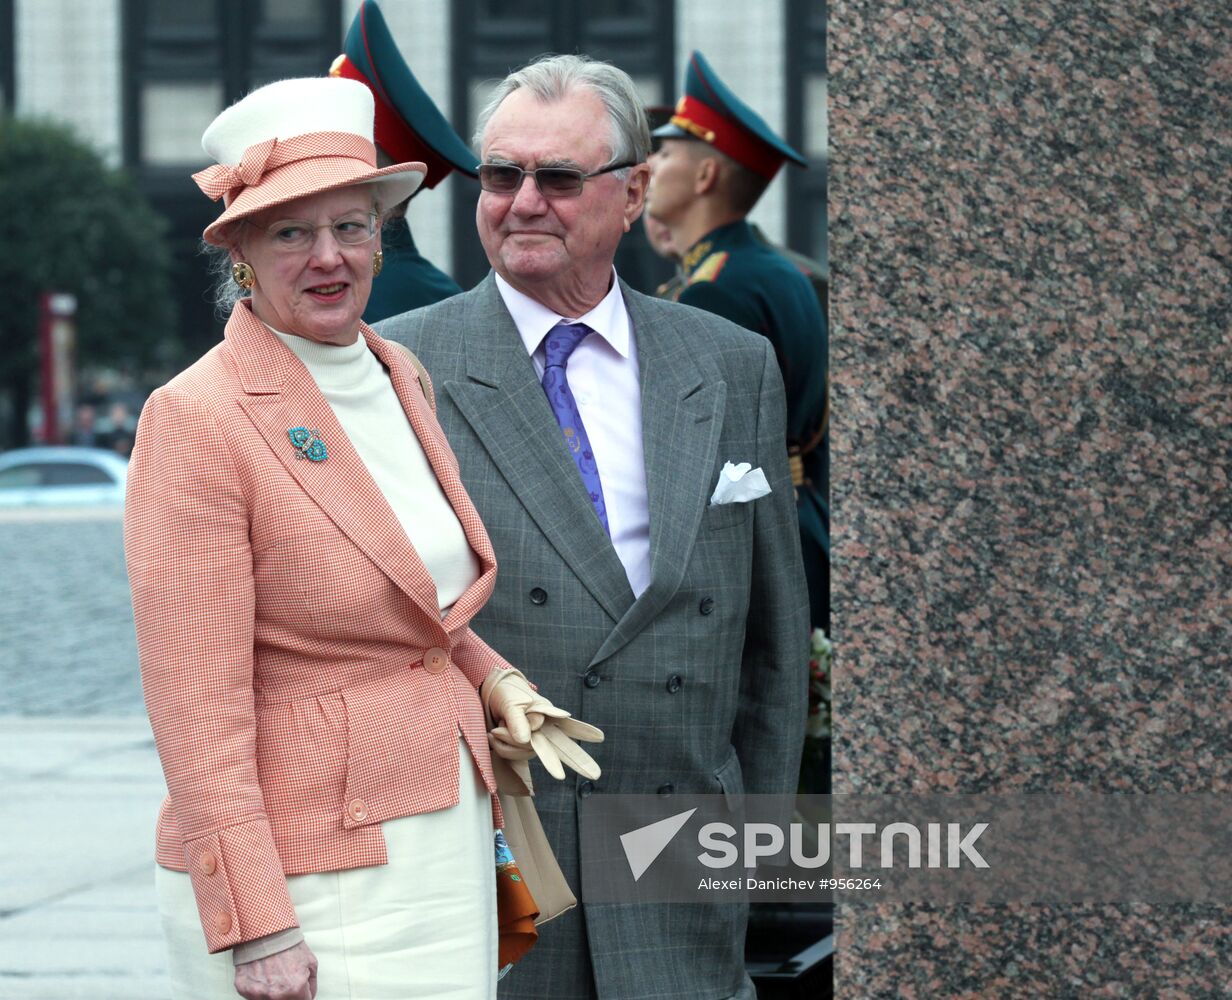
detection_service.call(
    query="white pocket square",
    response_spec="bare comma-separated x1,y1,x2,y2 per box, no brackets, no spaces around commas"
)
709,461,772,505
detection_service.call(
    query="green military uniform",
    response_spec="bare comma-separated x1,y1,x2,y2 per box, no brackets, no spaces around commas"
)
677,219,829,627
333,1,477,322
363,215,462,323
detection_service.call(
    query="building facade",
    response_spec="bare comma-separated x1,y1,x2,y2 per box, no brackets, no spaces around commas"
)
4,0,825,360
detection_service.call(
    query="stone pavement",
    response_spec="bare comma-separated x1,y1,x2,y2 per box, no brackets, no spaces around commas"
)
0,717,168,999
0,508,143,717
1,508,170,997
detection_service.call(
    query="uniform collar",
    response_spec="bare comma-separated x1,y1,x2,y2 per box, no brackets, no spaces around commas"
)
682,218,754,279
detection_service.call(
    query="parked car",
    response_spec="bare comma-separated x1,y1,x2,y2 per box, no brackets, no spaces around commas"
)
0,446,129,507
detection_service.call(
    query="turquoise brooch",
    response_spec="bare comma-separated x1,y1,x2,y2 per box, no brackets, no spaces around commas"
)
288,426,327,462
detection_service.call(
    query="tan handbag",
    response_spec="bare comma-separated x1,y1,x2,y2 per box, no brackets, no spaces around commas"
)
492,755,577,926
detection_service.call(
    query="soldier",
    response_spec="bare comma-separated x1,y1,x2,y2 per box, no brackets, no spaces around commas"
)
330,0,477,322
647,51,829,629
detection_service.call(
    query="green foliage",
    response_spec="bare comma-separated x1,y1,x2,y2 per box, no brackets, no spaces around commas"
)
0,114,176,391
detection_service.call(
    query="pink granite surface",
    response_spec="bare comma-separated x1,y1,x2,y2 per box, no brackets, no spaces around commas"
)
829,1,1230,995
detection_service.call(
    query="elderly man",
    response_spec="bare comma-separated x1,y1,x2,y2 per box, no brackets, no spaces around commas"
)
380,54,808,1000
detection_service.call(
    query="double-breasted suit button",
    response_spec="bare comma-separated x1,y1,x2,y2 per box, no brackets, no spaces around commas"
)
214,912,232,935
657,783,675,796
199,851,217,876
348,798,368,822
699,597,715,615
584,669,601,688
578,780,595,798
424,647,449,673
529,587,548,605
666,674,683,694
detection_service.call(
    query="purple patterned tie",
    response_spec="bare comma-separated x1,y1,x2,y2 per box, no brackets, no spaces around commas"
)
541,322,610,534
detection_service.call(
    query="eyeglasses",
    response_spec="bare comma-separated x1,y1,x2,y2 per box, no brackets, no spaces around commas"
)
249,212,378,252
478,161,635,199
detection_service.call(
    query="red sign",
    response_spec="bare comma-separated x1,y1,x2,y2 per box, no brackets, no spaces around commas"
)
39,292,77,444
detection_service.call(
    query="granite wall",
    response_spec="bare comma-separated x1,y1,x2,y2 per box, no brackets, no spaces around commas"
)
829,1,1230,996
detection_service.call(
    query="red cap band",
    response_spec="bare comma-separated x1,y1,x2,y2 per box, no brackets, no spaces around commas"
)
331,54,452,189
669,95,784,181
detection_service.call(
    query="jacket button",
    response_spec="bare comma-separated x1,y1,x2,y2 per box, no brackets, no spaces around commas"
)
214,912,232,935
529,587,548,605
699,597,715,615
578,781,595,798
657,783,674,796
666,674,683,694
348,798,368,822
584,670,601,689
199,851,217,876
423,647,449,673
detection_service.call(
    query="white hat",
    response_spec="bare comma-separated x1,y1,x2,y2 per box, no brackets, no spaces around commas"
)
193,77,425,246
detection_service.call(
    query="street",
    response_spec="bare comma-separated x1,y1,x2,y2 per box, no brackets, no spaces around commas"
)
0,508,169,998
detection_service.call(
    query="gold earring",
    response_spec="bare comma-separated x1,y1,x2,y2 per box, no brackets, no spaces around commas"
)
372,249,384,277
232,261,255,289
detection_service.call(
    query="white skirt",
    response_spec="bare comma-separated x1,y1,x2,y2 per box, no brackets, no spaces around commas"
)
157,739,497,1000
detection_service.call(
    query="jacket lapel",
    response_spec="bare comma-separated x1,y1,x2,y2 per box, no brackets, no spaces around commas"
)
443,277,636,624
366,332,497,635
226,304,445,633
590,284,725,665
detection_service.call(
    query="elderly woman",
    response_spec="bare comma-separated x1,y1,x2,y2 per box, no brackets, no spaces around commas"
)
124,77,599,1000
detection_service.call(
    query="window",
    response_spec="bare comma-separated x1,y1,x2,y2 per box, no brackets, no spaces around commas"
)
121,0,342,358
0,0,13,110
0,466,40,490
124,0,342,170
0,462,115,488
43,463,117,487
786,0,827,271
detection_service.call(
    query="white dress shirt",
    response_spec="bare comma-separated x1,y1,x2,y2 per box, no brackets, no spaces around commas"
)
494,272,651,598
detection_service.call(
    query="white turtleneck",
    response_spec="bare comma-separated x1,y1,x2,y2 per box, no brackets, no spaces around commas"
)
272,328,481,612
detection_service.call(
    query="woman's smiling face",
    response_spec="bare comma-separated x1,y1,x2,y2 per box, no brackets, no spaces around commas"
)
234,187,380,345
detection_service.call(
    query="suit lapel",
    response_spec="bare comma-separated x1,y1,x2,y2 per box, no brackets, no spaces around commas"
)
591,285,725,665
226,305,445,633
443,278,636,624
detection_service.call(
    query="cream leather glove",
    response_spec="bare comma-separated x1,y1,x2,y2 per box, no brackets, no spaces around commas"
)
482,668,603,783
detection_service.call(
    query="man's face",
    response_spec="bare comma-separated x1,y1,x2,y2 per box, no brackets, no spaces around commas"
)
476,87,648,304
646,138,704,225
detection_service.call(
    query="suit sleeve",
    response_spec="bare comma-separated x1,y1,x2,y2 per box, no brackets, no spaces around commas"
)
731,338,810,801
125,387,298,953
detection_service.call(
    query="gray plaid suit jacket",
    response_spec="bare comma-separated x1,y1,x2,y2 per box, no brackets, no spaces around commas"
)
379,274,808,1000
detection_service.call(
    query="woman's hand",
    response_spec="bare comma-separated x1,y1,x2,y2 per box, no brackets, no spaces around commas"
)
234,940,318,1000
483,668,603,781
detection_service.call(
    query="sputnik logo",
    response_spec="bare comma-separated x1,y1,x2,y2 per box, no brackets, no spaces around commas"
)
620,809,697,881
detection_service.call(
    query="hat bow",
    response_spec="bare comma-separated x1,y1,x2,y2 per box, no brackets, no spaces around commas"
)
192,138,280,204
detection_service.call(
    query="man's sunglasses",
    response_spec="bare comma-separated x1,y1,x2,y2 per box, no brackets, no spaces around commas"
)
478,162,635,199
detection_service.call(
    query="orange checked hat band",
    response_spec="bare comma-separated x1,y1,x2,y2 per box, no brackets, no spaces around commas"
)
193,131,377,206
